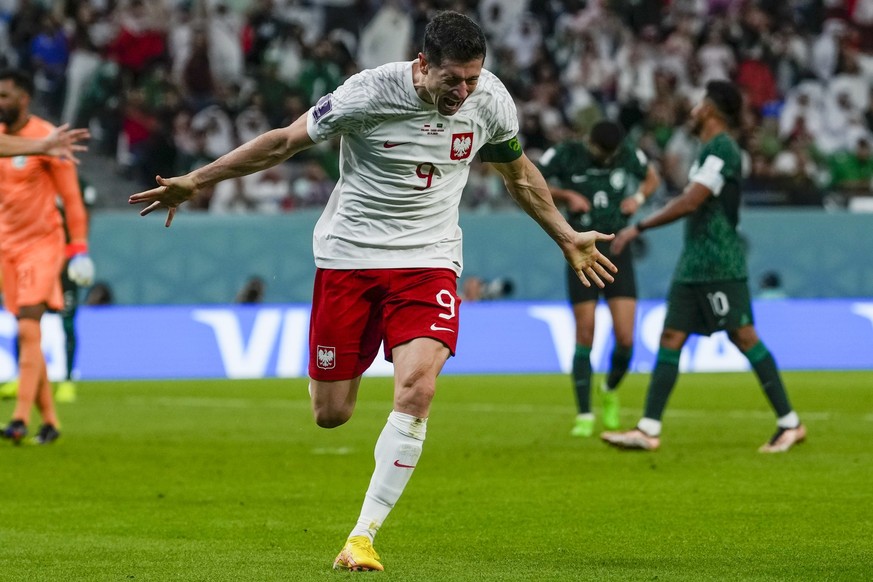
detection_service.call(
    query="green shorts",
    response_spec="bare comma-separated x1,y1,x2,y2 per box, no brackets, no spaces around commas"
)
664,280,754,336
567,241,636,304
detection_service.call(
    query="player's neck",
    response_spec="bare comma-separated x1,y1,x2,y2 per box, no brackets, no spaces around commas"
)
410,60,433,105
5,112,30,135
699,119,728,144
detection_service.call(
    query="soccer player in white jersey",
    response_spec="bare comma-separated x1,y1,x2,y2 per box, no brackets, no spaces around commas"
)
130,11,617,572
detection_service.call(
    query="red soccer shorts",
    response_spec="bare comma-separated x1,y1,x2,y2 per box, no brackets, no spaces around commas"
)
1,233,64,315
308,268,461,381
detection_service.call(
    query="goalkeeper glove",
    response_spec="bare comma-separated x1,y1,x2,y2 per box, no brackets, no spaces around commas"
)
66,242,95,286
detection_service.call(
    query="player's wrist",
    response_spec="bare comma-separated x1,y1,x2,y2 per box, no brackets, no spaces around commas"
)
632,191,646,205
187,171,205,191
65,241,89,258
37,136,53,154
634,220,648,233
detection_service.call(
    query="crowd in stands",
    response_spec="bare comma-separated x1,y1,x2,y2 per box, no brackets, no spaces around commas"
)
2,0,872,212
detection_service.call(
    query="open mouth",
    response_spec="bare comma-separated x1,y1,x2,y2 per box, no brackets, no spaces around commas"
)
441,96,462,113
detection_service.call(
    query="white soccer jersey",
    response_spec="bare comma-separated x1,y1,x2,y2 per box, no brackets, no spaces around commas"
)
306,60,519,275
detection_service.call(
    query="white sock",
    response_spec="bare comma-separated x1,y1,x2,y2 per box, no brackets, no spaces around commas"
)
637,417,662,437
576,413,594,421
348,411,426,542
777,411,800,429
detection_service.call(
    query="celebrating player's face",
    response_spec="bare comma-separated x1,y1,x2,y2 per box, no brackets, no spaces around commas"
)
690,99,708,137
0,80,25,126
418,56,483,116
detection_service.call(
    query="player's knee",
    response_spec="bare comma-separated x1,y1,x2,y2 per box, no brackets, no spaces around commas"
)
17,318,41,344
314,417,346,429
613,332,634,350
312,406,352,429
659,328,685,350
728,327,759,352
311,392,354,428
574,317,595,345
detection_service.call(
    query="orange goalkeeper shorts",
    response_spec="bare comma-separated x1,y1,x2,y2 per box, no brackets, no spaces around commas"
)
1,232,64,315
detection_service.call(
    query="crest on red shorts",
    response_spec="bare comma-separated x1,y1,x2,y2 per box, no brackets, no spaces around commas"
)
316,345,336,369
450,132,473,160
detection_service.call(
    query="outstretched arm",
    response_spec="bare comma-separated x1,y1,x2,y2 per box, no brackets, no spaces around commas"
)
129,115,315,226
0,124,89,162
491,154,617,288
611,180,711,254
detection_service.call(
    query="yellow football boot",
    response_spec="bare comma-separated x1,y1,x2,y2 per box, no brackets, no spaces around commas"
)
333,536,384,572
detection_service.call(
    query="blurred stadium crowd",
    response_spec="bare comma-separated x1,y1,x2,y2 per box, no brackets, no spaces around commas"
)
2,0,872,212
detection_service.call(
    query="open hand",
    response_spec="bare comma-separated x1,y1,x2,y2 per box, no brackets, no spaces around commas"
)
620,196,642,216
567,230,618,287
610,225,638,255
44,124,89,163
565,189,590,214
129,174,198,227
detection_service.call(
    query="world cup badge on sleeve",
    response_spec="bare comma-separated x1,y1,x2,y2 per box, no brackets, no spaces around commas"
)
312,95,333,123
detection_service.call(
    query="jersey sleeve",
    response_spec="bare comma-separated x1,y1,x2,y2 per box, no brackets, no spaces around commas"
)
306,71,374,143
689,138,740,196
537,144,566,180
689,152,727,195
47,157,88,242
483,75,520,145
625,144,649,180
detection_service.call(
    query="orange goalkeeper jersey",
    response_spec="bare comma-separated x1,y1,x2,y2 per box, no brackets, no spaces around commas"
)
0,115,88,256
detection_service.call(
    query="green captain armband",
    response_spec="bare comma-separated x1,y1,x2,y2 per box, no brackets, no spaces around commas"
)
478,135,523,163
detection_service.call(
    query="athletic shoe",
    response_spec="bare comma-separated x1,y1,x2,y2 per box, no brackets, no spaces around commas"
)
600,428,660,451
570,415,594,437
333,536,384,572
600,388,621,430
2,420,28,445
0,379,18,400
55,380,77,403
33,424,61,445
758,424,806,453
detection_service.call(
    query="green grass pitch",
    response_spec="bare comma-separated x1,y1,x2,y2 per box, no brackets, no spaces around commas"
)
1,371,871,581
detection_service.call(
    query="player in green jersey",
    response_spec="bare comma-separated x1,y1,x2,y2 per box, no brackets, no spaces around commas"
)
601,80,805,453
56,177,97,402
540,121,660,437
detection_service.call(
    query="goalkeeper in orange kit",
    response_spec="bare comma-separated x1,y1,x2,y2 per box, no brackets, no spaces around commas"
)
0,69,94,445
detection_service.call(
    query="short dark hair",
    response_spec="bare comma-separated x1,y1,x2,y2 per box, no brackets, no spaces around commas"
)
705,80,742,126
589,120,625,154
422,11,486,66
0,68,34,96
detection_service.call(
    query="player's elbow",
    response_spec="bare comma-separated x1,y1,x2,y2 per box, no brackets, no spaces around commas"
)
648,166,662,190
